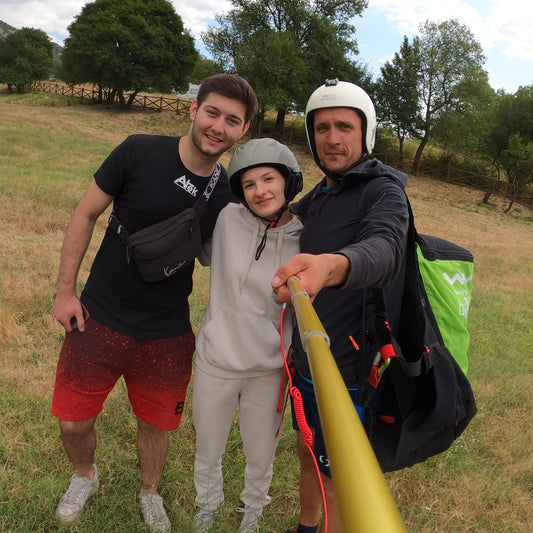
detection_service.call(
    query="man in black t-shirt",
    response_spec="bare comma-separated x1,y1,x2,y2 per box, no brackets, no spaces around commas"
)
51,74,258,532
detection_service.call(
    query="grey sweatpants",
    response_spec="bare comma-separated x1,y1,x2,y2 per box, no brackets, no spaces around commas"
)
192,366,285,511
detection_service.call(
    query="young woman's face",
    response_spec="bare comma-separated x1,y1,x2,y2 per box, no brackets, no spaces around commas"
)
241,166,286,220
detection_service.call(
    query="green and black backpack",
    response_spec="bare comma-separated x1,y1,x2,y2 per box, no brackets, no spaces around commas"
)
361,190,477,473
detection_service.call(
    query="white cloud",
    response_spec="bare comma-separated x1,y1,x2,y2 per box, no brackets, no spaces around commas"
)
367,0,533,62
0,1,83,39
0,0,230,44
485,2,533,60
178,1,231,35
0,0,530,91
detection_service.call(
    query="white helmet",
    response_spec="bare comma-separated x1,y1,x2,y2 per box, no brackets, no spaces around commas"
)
305,78,377,163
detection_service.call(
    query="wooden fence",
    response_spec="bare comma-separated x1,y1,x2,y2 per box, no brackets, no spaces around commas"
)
375,152,533,211
26,81,192,114
23,82,533,211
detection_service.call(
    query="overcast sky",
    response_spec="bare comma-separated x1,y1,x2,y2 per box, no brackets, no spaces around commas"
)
1,0,532,93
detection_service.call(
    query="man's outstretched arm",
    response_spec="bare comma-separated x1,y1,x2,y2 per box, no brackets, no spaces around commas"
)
271,253,350,303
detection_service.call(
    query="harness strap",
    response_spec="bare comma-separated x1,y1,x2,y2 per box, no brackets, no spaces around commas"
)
358,289,400,409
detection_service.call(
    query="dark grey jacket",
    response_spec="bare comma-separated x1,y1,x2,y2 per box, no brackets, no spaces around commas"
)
292,157,409,387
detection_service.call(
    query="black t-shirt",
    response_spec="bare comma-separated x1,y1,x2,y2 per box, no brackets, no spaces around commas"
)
81,134,235,339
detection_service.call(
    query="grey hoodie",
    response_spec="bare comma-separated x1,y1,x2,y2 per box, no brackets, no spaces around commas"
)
196,203,303,378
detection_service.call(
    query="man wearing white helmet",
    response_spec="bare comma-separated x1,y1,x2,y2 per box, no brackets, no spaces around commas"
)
272,79,409,533
192,138,303,533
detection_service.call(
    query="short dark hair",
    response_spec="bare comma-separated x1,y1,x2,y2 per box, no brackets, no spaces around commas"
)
197,74,258,123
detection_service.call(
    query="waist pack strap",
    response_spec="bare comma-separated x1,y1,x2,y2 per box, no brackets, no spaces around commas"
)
108,212,129,244
198,162,221,210
108,212,131,262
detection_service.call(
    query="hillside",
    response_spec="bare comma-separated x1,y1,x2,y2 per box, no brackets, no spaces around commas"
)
0,18,17,39
0,18,63,59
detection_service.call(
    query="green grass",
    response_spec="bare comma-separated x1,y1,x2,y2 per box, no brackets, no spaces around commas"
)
1,89,532,532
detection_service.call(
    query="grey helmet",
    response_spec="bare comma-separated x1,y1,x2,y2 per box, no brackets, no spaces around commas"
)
305,78,377,174
228,138,303,207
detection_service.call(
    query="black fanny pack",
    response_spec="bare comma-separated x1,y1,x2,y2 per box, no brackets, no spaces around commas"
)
108,163,221,283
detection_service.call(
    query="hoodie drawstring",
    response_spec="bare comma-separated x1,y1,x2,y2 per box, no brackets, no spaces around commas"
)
255,213,282,260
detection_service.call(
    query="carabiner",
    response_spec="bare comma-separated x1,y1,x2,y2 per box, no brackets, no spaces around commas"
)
377,357,391,377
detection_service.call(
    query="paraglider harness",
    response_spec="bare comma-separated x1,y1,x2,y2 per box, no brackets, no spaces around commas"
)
358,191,477,472
278,185,477,475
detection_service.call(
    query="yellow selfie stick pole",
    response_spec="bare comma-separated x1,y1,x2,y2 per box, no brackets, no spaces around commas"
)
288,276,406,533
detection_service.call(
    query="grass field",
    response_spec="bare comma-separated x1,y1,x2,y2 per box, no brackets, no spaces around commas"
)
0,90,532,532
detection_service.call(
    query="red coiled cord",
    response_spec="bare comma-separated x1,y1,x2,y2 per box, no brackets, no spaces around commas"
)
279,304,328,532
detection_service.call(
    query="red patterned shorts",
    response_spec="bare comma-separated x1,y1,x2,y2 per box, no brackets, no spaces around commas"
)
52,318,195,430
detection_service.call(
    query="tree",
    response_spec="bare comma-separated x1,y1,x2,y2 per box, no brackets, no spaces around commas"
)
431,75,494,164
202,0,369,134
375,36,422,156
412,19,487,172
0,27,53,93
512,85,533,143
235,27,306,132
59,0,197,107
188,56,223,84
500,133,533,212
482,86,533,204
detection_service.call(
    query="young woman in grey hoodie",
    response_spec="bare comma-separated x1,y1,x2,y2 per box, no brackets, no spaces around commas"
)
192,138,304,533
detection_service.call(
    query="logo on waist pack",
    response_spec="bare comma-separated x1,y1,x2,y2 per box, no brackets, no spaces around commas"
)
164,262,186,277
174,175,198,197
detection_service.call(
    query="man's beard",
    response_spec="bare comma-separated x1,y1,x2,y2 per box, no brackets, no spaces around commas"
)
190,125,227,159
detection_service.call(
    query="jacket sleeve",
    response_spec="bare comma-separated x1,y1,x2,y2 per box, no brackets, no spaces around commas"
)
338,177,409,290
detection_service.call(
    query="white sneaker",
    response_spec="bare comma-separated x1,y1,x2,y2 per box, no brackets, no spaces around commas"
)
193,507,219,533
55,464,99,523
139,491,171,533
237,506,263,533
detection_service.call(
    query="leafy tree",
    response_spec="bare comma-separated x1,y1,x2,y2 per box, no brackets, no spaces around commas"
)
412,19,487,172
431,75,495,164
375,36,422,156
482,86,533,205
233,27,306,133
0,27,53,93
60,0,197,107
188,56,223,84
500,133,533,212
202,0,369,134
512,85,533,143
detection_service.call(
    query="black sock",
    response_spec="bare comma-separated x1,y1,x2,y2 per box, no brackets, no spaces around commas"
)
297,525,319,533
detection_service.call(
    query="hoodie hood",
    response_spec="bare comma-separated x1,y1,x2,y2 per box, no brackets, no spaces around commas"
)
340,157,408,190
